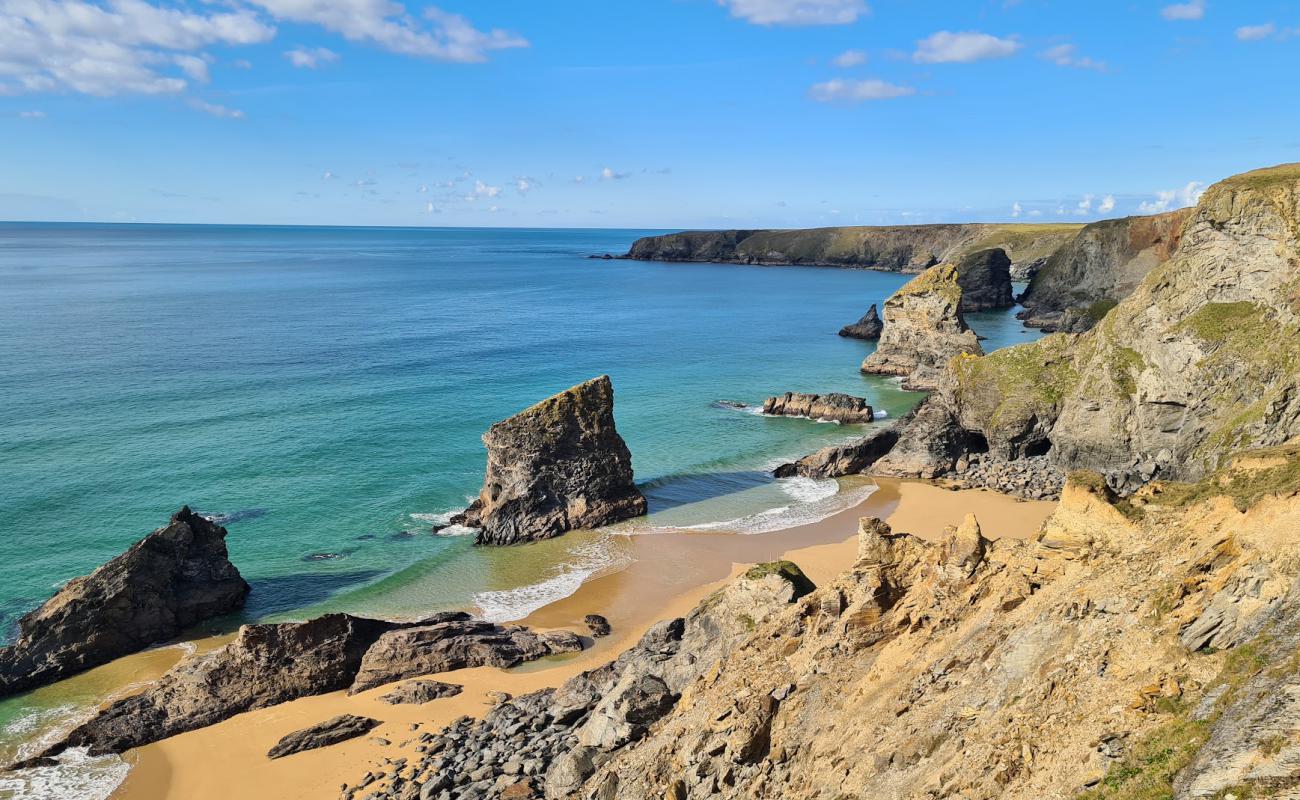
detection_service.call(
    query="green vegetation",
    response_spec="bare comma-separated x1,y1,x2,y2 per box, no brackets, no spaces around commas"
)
744,560,816,600
893,263,964,304
1176,302,1264,343
1087,299,1119,322
1218,163,1300,191
951,333,1079,430
1154,442,1300,512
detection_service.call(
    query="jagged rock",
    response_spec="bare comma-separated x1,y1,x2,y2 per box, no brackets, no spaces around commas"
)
860,264,983,391
453,376,647,545
954,248,1014,312
1020,208,1191,332
838,304,883,339
266,714,381,759
584,614,611,637
0,506,249,698
377,680,464,705
761,392,874,424
772,425,899,479
349,619,583,694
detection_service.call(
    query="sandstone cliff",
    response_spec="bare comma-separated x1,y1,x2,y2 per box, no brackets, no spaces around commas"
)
624,223,1080,276
1019,208,1192,332
860,263,983,390
0,506,249,698
454,376,647,545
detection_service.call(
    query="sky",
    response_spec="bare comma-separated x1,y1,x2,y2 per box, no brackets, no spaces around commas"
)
2,0,1299,228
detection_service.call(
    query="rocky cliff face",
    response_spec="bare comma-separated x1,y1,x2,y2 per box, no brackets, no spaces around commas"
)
624,223,1080,276
0,506,249,698
1019,208,1192,332
454,376,647,545
761,392,873,424
954,247,1014,311
837,304,882,340
860,263,983,391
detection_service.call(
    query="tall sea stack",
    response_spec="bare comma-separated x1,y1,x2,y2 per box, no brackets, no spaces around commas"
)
455,375,647,545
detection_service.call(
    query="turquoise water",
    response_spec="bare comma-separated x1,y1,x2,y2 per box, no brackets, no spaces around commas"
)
0,223,1042,795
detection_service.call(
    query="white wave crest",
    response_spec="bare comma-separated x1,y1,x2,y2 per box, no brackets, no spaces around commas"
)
778,475,839,503
472,539,631,623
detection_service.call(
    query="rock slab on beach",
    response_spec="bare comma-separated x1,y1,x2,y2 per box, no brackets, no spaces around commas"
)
377,680,464,705
762,392,874,424
267,714,381,759
454,375,648,545
0,506,249,698
838,304,883,340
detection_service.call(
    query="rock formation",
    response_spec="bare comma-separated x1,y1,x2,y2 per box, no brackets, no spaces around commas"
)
377,680,463,705
859,263,983,390
267,715,381,759
623,223,1080,277
773,424,899,479
453,375,648,545
761,392,874,424
953,247,1014,312
837,303,883,339
0,506,249,697
1019,208,1191,332
583,614,611,637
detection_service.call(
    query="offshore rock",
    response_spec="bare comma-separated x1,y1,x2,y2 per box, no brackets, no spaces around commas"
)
0,506,249,698
761,392,874,424
837,304,883,339
954,247,1014,312
773,425,899,479
860,263,983,390
267,715,381,759
454,375,647,545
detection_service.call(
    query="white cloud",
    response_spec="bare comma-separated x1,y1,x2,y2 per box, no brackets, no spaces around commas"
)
1011,201,1022,217
831,49,867,67
188,98,244,118
1041,43,1105,70
1138,181,1204,213
248,1,527,62
573,175,586,184
1028,209,1042,217
469,179,500,199
718,0,868,26
600,167,630,181
1098,194,1115,213
232,58,253,69
1236,23,1276,41
515,176,535,194
1161,0,1206,21
914,31,1020,64
322,170,336,179
808,77,914,102
18,109,45,118
1076,194,1094,214
0,0,274,96
284,46,339,69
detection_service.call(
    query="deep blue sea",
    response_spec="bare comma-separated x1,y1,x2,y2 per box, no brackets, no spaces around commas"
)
0,223,1040,795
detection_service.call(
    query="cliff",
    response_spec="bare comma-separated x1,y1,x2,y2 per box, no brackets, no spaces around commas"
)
954,247,1014,312
624,223,1081,276
860,263,983,390
454,376,648,545
1019,208,1192,332
0,507,249,698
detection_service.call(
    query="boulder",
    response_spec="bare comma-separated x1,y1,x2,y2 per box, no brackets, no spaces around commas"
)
454,376,647,545
838,304,883,339
377,680,464,705
954,248,1014,312
761,392,874,424
266,714,381,759
860,264,983,391
0,506,249,697
584,614,611,637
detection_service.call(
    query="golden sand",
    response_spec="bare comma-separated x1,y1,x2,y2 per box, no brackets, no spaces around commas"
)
110,479,1053,800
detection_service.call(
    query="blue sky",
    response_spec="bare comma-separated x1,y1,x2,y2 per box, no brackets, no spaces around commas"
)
2,0,1299,228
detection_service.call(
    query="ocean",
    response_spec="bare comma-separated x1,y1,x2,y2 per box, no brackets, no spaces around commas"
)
0,223,1041,796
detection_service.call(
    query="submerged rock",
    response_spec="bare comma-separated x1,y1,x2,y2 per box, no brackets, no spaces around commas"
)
0,506,249,698
454,375,648,545
762,392,874,424
267,714,381,759
838,304,883,340
860,263,983,391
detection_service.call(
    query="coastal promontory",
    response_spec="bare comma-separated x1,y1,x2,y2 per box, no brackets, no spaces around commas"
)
454,375,648,545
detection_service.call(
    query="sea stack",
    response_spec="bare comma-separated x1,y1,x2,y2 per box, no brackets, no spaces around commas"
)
954,248,1014,312
838,304,883,340
762,392,874,424
455,375,647,545
860,263,983,391
0,507,249,698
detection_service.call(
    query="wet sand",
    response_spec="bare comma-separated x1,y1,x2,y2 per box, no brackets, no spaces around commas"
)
110,478,1054,800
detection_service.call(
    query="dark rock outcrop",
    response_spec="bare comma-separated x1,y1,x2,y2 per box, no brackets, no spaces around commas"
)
773,425,900,479
349,619,583,694
267,714,381,759
584,614,611,637
454,376,647,546
761,392,874,424
838,304,883,339
954,248,1014,312
377,680,463,705
0,506,249,698
860,263,983,391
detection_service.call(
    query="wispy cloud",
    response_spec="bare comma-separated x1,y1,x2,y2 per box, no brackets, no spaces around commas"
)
1098,194,1115,213
831,49,867,68
1040,43,1105,70
515,176,536,194
1161,0,1206,21
188,99,245,119
17,110,45,119
284,47,339,69
600,167,630,181
1139,181,1204,213
469,179,501,199
718,0,868,26
914,31,1021,64
808,77,914,102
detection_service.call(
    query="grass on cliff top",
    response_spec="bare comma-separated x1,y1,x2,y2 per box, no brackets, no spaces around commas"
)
1149,441,1300,512
1216,162,1300,191
951,333,1079,426
744,560,817,600
893,263,963,303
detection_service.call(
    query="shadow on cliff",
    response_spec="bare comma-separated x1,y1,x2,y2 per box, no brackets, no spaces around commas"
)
641,469,780,513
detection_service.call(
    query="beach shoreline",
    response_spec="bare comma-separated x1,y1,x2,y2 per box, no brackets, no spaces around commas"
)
101,478,1053,800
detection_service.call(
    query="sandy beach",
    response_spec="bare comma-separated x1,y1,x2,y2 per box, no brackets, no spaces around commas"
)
108,478,1053,800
